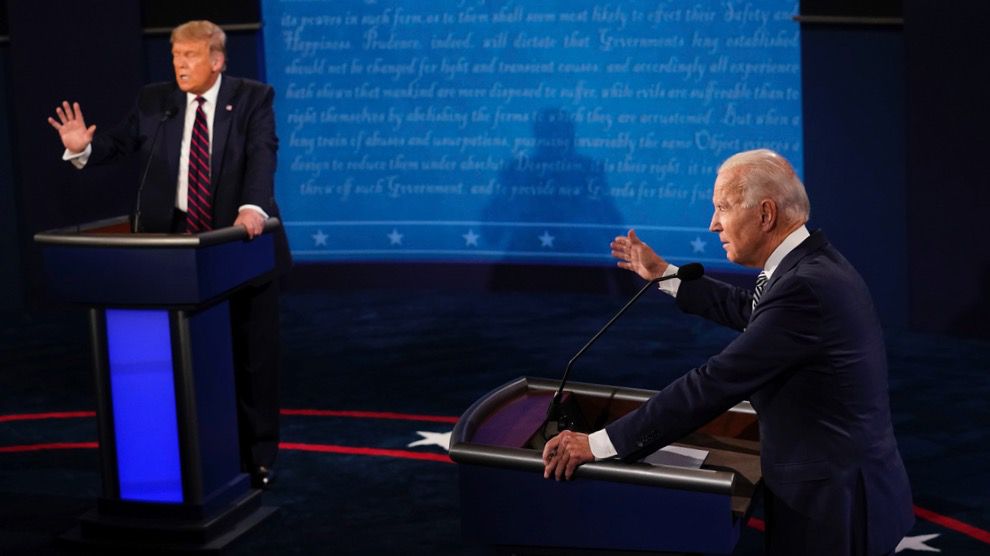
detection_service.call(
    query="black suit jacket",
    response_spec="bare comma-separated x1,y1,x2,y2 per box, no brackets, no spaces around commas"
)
89,75,290,270
605,231,914,554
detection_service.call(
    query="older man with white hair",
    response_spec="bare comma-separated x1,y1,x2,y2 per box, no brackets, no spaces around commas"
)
542,149,915,555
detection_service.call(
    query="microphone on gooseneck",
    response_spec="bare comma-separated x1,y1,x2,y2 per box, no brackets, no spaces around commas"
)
542,262,705,437
132,106,177,233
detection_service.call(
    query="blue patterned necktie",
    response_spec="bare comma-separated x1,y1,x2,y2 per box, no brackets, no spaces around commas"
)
752,271,768,311
186,96,213,232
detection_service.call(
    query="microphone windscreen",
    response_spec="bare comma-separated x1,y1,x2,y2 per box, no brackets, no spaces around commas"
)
677,262,705,281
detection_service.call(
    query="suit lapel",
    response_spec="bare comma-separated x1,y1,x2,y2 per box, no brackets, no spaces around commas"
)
210,76,239,195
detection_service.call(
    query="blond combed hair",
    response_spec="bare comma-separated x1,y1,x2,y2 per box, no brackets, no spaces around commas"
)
171,20,227,57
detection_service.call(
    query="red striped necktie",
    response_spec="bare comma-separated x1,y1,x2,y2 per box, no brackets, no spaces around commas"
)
186,96,213,232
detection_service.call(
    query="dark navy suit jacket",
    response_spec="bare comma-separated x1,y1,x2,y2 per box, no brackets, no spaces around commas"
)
605,231,914,554
88,75,290,270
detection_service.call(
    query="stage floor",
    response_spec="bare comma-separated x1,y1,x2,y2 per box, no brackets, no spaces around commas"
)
1,288,987,554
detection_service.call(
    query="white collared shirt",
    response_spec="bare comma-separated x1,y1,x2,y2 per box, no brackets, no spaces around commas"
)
588,225,811,460
761,225,810,281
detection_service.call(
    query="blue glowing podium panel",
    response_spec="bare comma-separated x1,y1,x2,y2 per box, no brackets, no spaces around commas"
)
34,216,280,551
450,377,762,554
105,309,183,503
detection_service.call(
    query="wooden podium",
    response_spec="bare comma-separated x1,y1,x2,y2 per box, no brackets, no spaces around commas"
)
450,377,762,555
34,215,280,552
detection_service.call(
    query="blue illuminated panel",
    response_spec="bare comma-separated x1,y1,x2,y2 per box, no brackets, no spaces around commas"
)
105,309,183,503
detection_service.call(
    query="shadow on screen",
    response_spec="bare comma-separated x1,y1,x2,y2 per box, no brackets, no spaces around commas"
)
482,107,634,294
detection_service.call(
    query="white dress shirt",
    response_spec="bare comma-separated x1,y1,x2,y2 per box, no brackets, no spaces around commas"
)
588,225,811,460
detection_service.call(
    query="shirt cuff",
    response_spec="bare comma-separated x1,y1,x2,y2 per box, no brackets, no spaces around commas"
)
238,204,269,219
63,144,91,169
589,429,618,460
658,264,680,297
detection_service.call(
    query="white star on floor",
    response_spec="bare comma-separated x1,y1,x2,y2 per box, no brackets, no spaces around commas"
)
896,533,940,553
462,229,480,247
387,229,403,246
538,230,555,247
407,431,451,451
312,229,328,247
690,236,706,253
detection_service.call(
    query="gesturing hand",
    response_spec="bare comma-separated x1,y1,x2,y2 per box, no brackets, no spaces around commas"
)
47,101,96,154
610,229,668,281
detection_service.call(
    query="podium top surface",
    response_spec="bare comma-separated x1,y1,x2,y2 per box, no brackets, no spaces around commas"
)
451,377,760,497
34,216,281,306
34,215,282,248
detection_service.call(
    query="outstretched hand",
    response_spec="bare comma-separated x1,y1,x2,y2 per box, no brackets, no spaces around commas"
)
47,101,96,154
610,229,668,281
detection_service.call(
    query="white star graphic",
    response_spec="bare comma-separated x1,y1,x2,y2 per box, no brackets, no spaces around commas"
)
538,230,555,248
462,229,480,247
312,229,328,247
407,431,451,451
690,236,706,253
387,228,403,246
895,533,940,553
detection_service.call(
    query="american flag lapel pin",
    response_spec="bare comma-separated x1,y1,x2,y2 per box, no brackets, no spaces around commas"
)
225,104,233,112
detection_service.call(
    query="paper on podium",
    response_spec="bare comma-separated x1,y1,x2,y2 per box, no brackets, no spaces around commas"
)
642,444,709,469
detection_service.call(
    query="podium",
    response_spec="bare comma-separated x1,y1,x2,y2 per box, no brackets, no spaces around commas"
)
34,215,279,552
450,377,762,555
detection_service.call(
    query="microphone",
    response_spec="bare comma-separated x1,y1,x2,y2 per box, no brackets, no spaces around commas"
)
543,263,705,436
132,106,177,233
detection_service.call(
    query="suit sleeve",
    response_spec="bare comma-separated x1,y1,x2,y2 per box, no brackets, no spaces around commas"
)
87,99,144,166
239,85,278,212
606,275,822,461
676,276,754,332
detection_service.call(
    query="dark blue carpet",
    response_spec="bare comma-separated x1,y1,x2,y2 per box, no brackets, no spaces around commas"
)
1,287,988,554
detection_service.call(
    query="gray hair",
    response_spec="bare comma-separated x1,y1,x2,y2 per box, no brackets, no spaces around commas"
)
718,149,810,225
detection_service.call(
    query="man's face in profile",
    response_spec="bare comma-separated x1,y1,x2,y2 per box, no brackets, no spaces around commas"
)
709,169,765,268
172,40,222,95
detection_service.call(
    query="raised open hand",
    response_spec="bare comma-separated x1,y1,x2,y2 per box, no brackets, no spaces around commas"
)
610,229,668,281
47,101,96,154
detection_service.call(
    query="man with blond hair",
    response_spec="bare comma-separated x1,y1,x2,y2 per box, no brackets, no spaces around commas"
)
48,20,288,489
542,150,914,555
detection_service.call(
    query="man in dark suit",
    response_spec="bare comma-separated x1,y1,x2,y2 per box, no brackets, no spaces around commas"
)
48,20,288,489
542,149,914,555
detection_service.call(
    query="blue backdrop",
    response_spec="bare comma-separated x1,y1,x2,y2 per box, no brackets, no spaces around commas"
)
261,0,801,269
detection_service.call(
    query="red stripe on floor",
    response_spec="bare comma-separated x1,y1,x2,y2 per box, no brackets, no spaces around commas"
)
0,411,96,423
0,441,98,453
280,442,453,463
280,409,458,423
915,504,990,545
5,441,990,549
0,440,453,464
6,412,990,546
0,409,458,424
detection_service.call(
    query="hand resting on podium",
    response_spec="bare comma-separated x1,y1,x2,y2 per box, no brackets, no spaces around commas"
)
542,430,594,481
